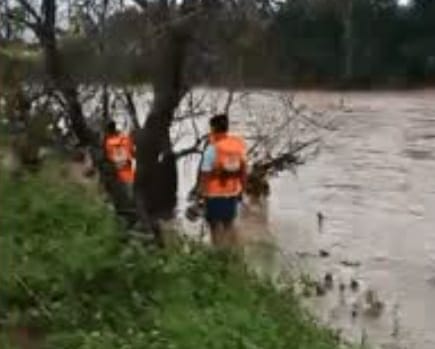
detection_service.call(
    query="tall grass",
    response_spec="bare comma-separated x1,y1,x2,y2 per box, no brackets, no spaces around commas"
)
0,167,343,349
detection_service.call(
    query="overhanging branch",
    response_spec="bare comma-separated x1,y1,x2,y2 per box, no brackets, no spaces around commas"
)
16,0,42,25
174,134,207,159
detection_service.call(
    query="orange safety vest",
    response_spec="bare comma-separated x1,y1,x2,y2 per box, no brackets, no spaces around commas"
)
204,133,246,197
104,134,135,183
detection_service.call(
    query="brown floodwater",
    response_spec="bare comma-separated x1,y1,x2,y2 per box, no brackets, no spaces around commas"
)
262,90,435,349
6,89,434,348
177,89,435,349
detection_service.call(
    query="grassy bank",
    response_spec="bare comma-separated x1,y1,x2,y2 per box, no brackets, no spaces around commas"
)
0,165,344,349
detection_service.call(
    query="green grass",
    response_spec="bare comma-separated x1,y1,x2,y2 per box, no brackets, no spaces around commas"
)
0,166,344,349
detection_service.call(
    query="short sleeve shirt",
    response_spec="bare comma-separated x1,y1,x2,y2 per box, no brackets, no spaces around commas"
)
201,144,216,172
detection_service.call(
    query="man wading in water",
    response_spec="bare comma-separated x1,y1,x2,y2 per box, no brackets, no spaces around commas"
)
199,114,247,246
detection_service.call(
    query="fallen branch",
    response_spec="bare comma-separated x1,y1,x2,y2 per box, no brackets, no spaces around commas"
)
252,137,320,174
174,134,207,159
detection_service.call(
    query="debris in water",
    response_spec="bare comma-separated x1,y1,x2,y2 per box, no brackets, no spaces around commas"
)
317,212,324,233
350,279,359,292
324,273,334,290
315,282,326,296
391,302,401,339
296,251,316,258
339,282,346,292
340,260,361,267
364,289,384,317
351,303,359,319
319,249,330,258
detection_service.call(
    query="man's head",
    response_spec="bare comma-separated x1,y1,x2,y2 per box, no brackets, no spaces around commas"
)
209,113,229,134
106,121,117,135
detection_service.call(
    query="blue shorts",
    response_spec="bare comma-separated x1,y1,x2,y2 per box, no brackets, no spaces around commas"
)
205,197,238,224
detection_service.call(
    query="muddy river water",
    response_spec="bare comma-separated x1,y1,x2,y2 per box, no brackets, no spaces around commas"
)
164,89,435,349
265,90,435,349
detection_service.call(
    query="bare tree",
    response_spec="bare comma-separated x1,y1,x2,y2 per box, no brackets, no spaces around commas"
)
4,0,329,245
5,0,95,145
132,0,214,241
130,0,281,243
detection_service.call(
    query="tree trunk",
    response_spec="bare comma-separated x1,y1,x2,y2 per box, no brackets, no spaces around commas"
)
40,0,95,146
4,0,11,40
124,90,141,130
135,29,188,243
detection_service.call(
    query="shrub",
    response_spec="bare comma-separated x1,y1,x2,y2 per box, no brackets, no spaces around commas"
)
0,168,342,349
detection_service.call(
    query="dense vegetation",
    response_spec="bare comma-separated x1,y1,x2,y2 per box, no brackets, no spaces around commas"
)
2,0,433,88
0,162,343,349
268,0,435,87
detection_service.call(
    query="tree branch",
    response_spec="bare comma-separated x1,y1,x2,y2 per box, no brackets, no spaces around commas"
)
253,137,320,174
16,0,42,24
223,87,235,114
123,88,141,130
5,11,40,33
174,134,207,159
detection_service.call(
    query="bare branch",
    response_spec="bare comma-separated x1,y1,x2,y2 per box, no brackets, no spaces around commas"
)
5,10,40,33
253,137,319,174
223,87,235,114
173,110,207,122
174,134,207,159
16,0,42,24
123,88,141,130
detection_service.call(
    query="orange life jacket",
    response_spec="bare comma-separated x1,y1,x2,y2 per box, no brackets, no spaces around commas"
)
104,133,135,183
204,133,246,197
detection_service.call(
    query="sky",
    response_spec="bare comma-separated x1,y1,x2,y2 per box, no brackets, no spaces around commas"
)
398,0,412,6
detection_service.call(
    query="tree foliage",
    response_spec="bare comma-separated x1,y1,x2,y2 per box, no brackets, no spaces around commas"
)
271,0,435,87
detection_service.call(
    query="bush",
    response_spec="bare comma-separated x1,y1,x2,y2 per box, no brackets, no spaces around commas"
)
0,168,342,349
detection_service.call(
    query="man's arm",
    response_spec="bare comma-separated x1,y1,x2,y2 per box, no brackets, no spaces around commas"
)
199,145,216,197
240,139,248,193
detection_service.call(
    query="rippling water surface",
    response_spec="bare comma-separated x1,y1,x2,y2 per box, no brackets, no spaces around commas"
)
172,89,435,349
260,90,435,349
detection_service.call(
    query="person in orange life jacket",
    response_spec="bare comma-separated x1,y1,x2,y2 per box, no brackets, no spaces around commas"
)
104,121,136,199
200,114,247,246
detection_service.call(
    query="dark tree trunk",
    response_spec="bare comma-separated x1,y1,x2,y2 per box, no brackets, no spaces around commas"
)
102,83,109,123
124,90,141,130
135,28,189,242
39,0,95,146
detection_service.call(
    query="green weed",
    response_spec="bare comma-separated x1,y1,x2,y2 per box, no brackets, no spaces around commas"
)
0,169,344,349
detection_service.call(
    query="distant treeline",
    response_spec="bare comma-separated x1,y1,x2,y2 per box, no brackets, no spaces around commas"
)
1,0,434,89
232,0,435,88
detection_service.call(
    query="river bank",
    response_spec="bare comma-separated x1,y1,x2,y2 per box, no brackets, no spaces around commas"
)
0,159,345,349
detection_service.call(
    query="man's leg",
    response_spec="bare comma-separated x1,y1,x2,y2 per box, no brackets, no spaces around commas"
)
205,198,216,245
118,181,136,228
206,197,239,248
223,219,237,246
124,182,134,202
209,221,224,246
206,198,224,246
222,197,239,246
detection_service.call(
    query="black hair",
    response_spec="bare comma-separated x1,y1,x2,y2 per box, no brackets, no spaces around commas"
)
106,121,117,134
209,113,229,133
